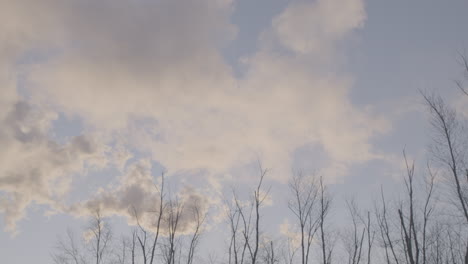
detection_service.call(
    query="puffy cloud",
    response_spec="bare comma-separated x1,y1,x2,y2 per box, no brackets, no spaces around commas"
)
109,0,384,179
68,159,160,225
271,0,366,55
68,159,211,235
0,101,107,233
0,0,391,231
22,0,237,128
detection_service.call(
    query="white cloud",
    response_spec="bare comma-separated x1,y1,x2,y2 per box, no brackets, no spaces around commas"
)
0,0,391,231
279,219,301,248
271,0,366,55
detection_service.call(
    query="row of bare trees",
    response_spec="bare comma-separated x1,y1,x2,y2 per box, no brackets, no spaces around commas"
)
370,58,468,264
52,59,468,264
52,174,206,264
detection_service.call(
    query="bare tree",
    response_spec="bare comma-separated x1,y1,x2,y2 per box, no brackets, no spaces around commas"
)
318,176,332,264
397,152,421,264
129,173,166,264
186,200,206,264
422,91,468,264
281,236,299,264
374,150,439,264
232,190,253,264
422,92,468,223
455,52,468,96
375,186,401,264
427,222,445,264
226,196,245,264
365,211,375,264
163,197,183,264
150,173,166,264
131,230,137,264
421,165,436,264
132,206,150,264
261,240,280,264
88,208,112,264
51,209,114,264
52,228,86,264
113,236,128,264
113,232,140,264
251,163,269,264
207,252,220,264
343,199,365,264
229,161,270,264
288,171,320,264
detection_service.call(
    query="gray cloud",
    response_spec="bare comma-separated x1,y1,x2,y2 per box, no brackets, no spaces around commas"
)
0,100,107,233
68,159,211,235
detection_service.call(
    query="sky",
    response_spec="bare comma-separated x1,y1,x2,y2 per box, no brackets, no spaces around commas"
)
1,0,468,263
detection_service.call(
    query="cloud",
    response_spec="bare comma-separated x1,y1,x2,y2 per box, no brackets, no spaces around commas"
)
271,0,366,55
0,101,107,233
68,159,160,225
68,159,211,235
0,0,391,231
279,219,301,248
86,0,385,181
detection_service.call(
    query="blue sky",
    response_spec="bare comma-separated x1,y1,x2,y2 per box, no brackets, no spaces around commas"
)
1,0,468,263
